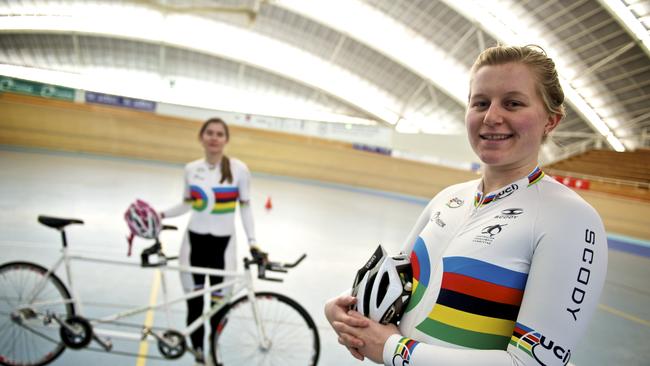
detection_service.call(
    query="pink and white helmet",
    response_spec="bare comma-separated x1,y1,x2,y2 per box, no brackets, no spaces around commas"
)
125,199,161,243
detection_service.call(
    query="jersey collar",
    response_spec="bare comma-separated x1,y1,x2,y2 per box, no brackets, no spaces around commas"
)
474,166,545,208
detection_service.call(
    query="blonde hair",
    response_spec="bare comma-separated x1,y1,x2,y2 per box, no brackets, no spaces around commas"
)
470,45,565,120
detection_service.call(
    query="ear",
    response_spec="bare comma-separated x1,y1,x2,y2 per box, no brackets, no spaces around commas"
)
544,113,562,135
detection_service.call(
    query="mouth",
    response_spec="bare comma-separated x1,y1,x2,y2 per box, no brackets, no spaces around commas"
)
479,133,513,141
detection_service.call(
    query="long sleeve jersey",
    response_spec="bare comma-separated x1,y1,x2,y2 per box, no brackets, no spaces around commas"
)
162,157,256,244
382,167,607,366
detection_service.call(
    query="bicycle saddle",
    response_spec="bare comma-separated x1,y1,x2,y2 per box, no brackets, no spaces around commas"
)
38,215,84,230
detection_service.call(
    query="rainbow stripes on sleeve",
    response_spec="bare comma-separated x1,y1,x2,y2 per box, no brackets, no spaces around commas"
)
510,322,540,357
211,187,239,214
392,337,419,365
415,256,528,350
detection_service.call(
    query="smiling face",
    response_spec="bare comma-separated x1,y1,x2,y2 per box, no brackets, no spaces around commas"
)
200,121,229,156
466,62,560,173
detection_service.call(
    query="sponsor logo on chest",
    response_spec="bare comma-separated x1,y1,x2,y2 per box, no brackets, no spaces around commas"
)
446,197,464,208
193,167,207,180
472,224,508,245
494,208,524,219
430,211,446,228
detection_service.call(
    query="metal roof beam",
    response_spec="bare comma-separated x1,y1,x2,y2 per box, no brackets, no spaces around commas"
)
0,4,396,126
440,0,626,151
598,0,650,57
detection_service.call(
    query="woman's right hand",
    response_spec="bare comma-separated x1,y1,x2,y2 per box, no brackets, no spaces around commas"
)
324,295,370,361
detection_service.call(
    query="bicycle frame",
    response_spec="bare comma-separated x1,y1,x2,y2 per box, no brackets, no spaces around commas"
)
21,243,268,348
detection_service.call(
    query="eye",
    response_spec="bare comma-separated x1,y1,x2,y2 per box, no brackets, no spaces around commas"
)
505,100,524,108
471,100,489,109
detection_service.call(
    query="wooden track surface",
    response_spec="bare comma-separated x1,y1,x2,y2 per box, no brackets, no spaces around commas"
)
1,92,648,240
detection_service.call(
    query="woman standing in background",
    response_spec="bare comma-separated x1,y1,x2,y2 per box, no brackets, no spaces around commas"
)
161,118,264,363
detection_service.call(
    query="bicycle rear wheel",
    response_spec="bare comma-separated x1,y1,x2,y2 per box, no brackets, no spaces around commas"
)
0,261,75,366
211,291,320,366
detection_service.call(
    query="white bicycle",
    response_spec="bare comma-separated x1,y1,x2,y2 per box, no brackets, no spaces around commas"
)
0,215,320,366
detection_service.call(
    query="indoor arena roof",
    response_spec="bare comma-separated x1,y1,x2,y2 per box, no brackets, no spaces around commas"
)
1,0,649,162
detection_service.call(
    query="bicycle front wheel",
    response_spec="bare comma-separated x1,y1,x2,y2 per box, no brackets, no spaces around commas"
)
0,261,75,366
211,291,320,366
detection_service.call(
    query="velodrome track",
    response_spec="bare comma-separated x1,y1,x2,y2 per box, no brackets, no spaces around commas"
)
0,149,648,366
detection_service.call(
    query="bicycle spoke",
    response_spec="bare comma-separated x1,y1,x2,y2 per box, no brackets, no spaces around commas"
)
0,262,74,366
212,292,319,366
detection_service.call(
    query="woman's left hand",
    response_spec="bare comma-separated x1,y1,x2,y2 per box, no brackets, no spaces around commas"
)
333,310,401,364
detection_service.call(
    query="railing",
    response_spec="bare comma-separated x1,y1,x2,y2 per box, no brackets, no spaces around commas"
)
545,168,650,190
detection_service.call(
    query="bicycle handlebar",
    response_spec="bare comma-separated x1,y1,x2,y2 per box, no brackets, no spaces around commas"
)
139,243,306,283
244,253,307,282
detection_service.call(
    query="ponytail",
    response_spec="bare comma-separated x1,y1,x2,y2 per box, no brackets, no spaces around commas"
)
220,155,233,184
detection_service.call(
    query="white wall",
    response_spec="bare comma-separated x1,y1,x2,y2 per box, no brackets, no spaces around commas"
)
157,102,479,171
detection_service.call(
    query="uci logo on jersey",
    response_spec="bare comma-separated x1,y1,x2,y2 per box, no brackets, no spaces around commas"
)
532,335,572,365
512,324,571,366
494,184,518,201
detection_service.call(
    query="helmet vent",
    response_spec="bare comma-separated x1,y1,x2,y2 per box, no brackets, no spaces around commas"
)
376,272,390,307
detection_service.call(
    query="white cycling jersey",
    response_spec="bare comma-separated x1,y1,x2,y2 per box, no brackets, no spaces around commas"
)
383,167,607,366
162,157,255,243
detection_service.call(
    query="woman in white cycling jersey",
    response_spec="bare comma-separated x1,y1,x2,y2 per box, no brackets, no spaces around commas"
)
161,118,262,361
325,45,607,366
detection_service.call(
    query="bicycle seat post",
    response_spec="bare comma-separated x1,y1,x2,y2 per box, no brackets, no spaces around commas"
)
60,229,69,248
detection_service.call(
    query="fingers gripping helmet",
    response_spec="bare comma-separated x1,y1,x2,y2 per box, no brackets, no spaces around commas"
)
124,200,161,255
351,245,413,324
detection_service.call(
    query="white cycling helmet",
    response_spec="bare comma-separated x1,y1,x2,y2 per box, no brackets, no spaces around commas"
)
351,245,413,324
124,200,161,255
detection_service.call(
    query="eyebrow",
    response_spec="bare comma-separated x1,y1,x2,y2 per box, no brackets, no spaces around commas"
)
468,91,530,100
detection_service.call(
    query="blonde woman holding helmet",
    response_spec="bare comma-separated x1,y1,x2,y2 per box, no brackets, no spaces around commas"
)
325,45,607,366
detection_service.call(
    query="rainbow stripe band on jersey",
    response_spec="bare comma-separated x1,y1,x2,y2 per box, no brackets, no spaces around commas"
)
190,185,208,211
211,187,239,214
510,322,540,357
415,256,528,350
509,322,573,364
392,337,419,366
474,167,545,207
406,237,430,312
527,166,545,186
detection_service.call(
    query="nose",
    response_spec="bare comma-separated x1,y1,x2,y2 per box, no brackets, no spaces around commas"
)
483,104,504,126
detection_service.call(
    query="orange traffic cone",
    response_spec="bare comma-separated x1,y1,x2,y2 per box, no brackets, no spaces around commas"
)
265,196,273,210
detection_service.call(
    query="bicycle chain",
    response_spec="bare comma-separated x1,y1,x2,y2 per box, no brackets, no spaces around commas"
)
84,317,190,359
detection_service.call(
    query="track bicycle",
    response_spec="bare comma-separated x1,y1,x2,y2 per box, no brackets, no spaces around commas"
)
0,215,320,366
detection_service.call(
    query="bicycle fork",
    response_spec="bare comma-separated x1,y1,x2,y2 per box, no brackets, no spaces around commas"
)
245,271,271,351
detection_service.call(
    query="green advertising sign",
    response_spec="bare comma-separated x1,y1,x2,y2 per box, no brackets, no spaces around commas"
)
0,75,75,101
